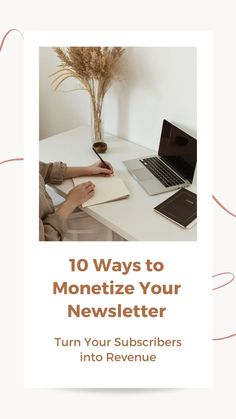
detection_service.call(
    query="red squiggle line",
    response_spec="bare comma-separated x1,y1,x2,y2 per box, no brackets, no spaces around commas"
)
212,193,236,339
212,272,235,291
213,333,236,341
212,194,236,218
0,29,23,52
1,31,24,168
213,272,236,341
0,158,24,165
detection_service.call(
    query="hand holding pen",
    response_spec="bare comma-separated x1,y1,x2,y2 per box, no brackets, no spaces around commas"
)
92,147,114,175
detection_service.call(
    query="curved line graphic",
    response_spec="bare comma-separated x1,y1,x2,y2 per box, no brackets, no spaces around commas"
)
212,195,236,340
0,29,24,53
1,30,24,170
0,158,24,165
213,271,236,340
213,333,236,341
213,194,236,218
212,272,235,291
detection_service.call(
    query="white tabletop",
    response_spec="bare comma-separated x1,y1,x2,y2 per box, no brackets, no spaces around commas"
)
40,126,197,241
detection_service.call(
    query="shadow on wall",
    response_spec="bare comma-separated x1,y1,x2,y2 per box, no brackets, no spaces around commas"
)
172,121,197,139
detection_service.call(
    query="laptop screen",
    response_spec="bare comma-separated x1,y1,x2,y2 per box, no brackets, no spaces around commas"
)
158,120,197,182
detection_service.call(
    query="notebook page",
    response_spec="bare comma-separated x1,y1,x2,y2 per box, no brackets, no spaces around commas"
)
72,174,129,207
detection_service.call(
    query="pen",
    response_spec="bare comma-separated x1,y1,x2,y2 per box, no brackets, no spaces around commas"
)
92,147,111,171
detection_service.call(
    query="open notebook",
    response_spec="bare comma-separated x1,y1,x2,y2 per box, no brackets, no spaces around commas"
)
72,174,130,207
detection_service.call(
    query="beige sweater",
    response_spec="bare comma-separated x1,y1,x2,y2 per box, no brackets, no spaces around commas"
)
39,161,67,241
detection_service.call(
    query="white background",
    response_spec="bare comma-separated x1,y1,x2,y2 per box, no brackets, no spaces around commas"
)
24,246,211,388
1,0,236,417
24,31,211,389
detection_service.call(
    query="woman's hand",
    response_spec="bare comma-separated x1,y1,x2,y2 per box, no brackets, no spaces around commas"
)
67,181,95,206
64,161,113,179
86,160,113,176
56,181,95,220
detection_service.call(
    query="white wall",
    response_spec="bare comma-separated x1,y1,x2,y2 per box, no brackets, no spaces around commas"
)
39,47,90,140
39,47,196,149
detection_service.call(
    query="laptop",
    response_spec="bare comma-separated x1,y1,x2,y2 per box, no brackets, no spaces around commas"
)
123,119,197,196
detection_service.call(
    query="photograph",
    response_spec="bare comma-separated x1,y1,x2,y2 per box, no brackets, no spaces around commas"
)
39,46,197,241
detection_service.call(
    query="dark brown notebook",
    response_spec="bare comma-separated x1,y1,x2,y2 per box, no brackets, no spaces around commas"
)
154,188,197,229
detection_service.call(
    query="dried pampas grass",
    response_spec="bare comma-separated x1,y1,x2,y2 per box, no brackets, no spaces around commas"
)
50,47,125,142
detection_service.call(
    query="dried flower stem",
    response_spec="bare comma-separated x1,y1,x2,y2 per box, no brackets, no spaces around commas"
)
51,47,125,142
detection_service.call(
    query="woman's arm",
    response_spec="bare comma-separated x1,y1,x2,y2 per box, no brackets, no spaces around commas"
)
64,161,113,179
56,161,113,222
39,160,113,184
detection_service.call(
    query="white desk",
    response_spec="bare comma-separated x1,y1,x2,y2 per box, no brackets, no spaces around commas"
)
40,126,197,241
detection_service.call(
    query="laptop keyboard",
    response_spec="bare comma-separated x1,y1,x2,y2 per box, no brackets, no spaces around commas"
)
140,156,184,187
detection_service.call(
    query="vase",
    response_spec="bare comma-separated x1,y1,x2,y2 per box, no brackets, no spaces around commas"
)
90,86,107,153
